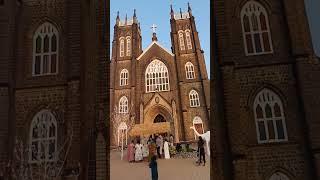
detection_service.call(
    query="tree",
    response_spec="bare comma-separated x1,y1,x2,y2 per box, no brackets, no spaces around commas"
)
7,111,75,180
110,105,135,148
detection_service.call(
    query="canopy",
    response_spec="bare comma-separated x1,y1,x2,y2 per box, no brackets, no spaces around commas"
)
129,122,171,136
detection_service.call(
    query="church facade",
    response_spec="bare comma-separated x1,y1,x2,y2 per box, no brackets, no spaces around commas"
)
110,5,210,146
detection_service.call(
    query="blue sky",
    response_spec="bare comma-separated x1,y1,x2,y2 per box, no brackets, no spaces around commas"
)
110,0,211,76
305,0,320,57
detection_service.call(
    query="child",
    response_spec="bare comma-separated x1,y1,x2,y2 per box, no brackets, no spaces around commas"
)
149,155,158,180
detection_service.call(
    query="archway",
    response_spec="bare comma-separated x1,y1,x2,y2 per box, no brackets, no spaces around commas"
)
154,114,166,123
269,172,290,180
117,122,128,146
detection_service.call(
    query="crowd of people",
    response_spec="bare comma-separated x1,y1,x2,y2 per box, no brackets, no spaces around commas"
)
126,134,175,163
125,134,206,180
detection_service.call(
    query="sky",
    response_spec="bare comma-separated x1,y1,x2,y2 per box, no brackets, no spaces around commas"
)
110,0,211,76
305,0,320,57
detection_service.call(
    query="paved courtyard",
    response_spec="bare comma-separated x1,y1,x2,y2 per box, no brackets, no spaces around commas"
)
110,149,210,180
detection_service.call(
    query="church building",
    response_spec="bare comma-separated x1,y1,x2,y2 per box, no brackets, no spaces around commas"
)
110,4,210,146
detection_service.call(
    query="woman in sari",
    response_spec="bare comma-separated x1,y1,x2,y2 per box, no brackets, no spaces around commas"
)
135,140,143,162
142,136,149,160
127,140,135,162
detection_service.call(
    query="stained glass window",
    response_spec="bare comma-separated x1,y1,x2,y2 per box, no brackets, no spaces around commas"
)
29,110,57,163
241,1,273,55
145,59,170,93
189,90,200,107
33,22,59,75
254,89,287,143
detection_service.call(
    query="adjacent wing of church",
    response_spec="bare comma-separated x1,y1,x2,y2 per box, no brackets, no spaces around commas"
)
110,5,210,146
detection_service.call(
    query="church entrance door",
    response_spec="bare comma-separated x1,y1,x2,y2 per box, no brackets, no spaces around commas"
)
153,114,168,137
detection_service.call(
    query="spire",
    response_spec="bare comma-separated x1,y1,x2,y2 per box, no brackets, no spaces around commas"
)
180,8,182,18
152,33,158,41
125,14,127,25
170,4,174,19
116,11,120,25
133,9,137,23
188,2,192,14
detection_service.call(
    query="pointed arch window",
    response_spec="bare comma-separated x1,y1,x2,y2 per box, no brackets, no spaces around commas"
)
29,110,57,163
33,22,59,76
254,88,287,143
120,69,129,86
119,96,128,114
185,29,192,50
119,37,125,57
269,172,290,180
145,59,170,93
185,62,195,79
126,36,131,56
193,116,204,139
240,1,273,55
178,31,185,51
189,90,200,107
154,114,166,123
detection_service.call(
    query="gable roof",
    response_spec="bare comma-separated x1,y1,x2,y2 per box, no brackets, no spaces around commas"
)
137,41,174,60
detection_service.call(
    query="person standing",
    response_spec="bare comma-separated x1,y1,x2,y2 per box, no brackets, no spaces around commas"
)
159,135,164,159
197,136,206,166
142,136,149,161
156,135,161,158
135,140,143,162
147,135,153,145
127,140,135,163
149,155,158,180
148,141,157,162
169,134,174,147
163,139,170,159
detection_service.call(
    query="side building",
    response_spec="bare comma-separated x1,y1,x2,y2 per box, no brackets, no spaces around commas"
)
0,0,108,179
213,0,320,179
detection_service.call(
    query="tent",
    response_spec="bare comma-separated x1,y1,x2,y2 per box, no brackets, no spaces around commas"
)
129,122,171,136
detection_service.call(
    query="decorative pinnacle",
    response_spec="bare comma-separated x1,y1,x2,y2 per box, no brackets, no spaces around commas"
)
170,4,174,19
188,2,191,11
134,9,136,17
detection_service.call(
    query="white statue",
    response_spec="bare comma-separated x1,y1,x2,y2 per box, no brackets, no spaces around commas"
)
190,126,210,156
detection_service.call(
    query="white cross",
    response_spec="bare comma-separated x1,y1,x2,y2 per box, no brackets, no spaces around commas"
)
151,24,157,33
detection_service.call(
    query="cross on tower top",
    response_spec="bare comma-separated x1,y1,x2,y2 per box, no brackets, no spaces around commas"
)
151,24,157,33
